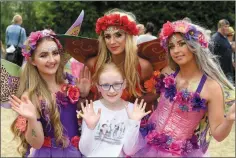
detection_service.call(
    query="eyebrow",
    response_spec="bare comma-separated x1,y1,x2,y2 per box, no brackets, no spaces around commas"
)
104,30,123,35
169,39,185,44
99,81,123,84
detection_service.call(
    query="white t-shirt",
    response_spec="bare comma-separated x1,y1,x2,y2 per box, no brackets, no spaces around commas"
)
79,100,144,157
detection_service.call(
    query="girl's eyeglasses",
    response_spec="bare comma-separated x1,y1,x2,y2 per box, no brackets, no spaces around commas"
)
99,82,124,91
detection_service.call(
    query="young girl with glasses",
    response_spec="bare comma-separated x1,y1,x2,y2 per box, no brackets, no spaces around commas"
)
77,62,151,157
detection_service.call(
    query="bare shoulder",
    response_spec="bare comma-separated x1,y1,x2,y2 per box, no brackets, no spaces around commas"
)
85,56,97,71
138,57,153,81
201,77,223,101
161,66,174,76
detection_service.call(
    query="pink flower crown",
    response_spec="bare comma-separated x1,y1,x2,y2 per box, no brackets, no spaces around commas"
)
95,14,139,36
22,29,62,60
159,20,208,52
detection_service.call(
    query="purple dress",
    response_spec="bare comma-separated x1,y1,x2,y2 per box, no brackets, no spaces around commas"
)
135,70,211,157
30,74,81,157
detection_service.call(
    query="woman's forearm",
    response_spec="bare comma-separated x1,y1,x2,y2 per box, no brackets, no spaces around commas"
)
25,118,44,149
212,118,234,142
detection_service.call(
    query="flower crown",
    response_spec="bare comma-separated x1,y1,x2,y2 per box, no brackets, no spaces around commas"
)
159,20,208,52
95,14,139,36
22,29,62,60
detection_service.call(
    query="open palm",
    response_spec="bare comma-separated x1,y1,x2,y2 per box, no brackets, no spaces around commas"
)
77,100,101,130
76,66,92,98
126,99,151,121
9,95,38,120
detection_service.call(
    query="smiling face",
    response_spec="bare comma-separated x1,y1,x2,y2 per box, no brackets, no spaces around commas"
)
168,33,195,66
97,64,126,103
104,27,126,55
31,39,61,77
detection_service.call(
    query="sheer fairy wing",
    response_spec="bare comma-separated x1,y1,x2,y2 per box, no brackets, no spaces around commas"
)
223,86,235,113
1,59,20,108
62,10,84,67
137,38,168,71
57,35,98,64
65,10,84,36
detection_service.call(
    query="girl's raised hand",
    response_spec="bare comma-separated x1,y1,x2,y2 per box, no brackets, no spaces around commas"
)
77,100,101,130
125,99,151,121
9,95,38,120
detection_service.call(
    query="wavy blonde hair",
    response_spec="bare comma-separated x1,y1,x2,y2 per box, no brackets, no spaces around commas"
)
93,8,142,97
11,37,68,156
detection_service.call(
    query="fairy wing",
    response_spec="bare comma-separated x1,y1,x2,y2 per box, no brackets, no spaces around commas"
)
137,38,168,71
223,86,235,113
62,10,85,75
1,59,20,108
65,10,84,36
58,35,98,64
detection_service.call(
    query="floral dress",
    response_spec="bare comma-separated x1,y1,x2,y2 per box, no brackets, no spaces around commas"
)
135,70,211,157
27,73,81,157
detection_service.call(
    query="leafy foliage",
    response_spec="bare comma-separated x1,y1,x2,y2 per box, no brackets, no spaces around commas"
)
1,1,235,43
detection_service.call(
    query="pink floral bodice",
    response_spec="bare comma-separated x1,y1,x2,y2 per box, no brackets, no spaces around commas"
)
143,70,209,156
150,93,206,140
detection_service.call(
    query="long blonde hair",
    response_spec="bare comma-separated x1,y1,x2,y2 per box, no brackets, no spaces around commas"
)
93,8,141,97
11,37,68,156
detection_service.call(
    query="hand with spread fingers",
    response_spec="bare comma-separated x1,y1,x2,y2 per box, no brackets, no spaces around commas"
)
226,102,235,121
77,100,101,130
9,95,38,120
76,66,92,98
125,98,151,121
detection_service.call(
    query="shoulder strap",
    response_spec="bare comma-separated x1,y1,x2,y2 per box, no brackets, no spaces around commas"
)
17,28,22,46
196,74,207,93
173,68,180,78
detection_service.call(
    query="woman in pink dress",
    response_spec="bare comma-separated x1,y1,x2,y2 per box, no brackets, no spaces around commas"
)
135,20,235,157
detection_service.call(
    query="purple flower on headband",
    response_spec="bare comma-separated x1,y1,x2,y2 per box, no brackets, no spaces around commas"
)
159,20,209,51
185,26,200,41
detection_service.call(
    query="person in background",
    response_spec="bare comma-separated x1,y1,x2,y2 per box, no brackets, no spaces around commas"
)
5,14,27,66
137,22,157,45
137,24,145,36
227,26,235,83
210,19,234,82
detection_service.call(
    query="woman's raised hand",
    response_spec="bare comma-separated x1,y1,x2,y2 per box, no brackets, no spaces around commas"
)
9,95,38,120
77,100,101,130
125,99,151,121
76,66,92,98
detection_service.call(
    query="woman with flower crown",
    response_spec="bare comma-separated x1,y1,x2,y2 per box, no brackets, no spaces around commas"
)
83,8,156,111
9,29,82,157
134,20,235,157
